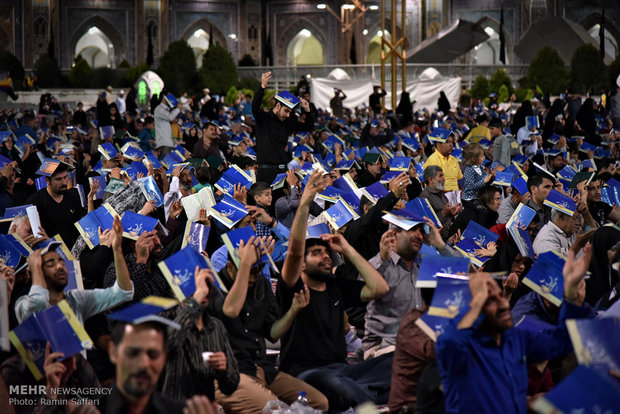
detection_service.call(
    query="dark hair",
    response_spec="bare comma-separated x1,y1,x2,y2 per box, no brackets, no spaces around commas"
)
527,174,552,193
47,162,69,179
478,185,500,207
596,158,613,171
238,157,256,170
304,238,330,258
144,116,154,125
250,182,271,199
359,195,373,215
195,166,212,184
463,143,484,166
110,321,168,349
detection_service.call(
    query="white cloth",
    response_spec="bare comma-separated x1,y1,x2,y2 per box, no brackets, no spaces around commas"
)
116,97,126,114
154,103,180,148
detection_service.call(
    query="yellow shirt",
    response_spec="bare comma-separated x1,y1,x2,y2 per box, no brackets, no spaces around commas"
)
465,125,491,143
425,150,463,191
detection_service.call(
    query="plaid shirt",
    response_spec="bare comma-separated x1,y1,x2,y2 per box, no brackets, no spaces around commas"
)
255,221,272,238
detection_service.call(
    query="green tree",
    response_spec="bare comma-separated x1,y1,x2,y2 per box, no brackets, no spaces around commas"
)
470,75,489,99
225,85,239,105
238,76,260,92
527,46,568,94
570,44,607,94
34,53,62,87
0,51,25,90
127,62,151,85
200,42,238,95
68,55,92,88
158,40,197,95
489,68,514,95
497,84,509,103
238,54,257,67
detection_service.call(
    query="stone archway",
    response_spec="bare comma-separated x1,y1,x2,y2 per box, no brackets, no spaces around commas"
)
180,19,230,68
69,16,125,69
286,29,324,66
277,18,327,66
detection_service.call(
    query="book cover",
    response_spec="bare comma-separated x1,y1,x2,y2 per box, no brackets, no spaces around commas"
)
454,221,499,267
579,141,597,153
360,181,389,204
121,143,145,161
577,159,596,171
318,185,345,203
162,151,184,169
121,211,160,240
104,178,125,194
405,198,442,229
209,195,249,229
333,173,359,193
381,209,427,231
158,246,207,301
416,256,471,288
139,175,165,208
339,192,361,216
88,175,107,200
74,203,118,249
0,204,33,222
97,142,118,160
389,156,412,172
569,171,595,189
271,173,287,190
221,226,278,275
525,115,539,130
143,151,162,170
323,135,344,153
9,301,92,380
507,203,537,229
427,274,472,319
107,296,180,327
181,221,210,254
511,176,529,196
380,170,402,184
99,126,115,141
531,366,620,414
307,223,331,239
556,165,577,181
543,189,577,215
566,317,620,376
322,199,358,230
508,225,536,258
522,250,565,306
124,161,149,181
0,234,25,269
63,260,85,293
492,171,514,187
335,160,360,171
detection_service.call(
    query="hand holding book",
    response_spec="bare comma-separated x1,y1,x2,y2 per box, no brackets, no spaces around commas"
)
563,243,592,305
43,342,66,396
238,236,260,268
192,265,213,305
380,229,397,262
301,170,328,207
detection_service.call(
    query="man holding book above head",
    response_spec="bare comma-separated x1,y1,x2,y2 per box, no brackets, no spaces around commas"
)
252,72,314,184
277,170,392,412
586,176,620,226
424,129,462,192
355,152,383,188
154,91,182,159
26,160,85,247
525,174,554,238
16,216,133,325
436,245,595,414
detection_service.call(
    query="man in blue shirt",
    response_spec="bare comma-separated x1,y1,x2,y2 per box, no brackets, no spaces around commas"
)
436,245,594,414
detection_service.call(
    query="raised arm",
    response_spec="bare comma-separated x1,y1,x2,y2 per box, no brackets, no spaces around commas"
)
221,237,259,318
111,215,132,291
252,72,270,120
281,170,329,287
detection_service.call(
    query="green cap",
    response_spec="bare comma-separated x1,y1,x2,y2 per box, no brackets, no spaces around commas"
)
362,152,382,164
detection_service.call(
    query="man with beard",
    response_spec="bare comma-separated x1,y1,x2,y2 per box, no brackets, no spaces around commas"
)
163,164,195,221
26,161,85,246
436,245,594,413
16,216,133,325
192,121,224,159
101,319,216,414
277,170,391,412
419,165,461,240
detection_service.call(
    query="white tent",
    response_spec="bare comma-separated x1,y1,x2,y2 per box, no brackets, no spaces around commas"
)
310,67,461,113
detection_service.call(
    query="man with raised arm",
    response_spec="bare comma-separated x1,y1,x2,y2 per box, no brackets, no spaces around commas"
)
277,170,392,412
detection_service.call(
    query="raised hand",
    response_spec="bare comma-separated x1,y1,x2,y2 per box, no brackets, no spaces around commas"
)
233,183,247,204
193,265,213,304
301,170,329,207
320,233,350,255
502,272,519,299
169,200,183,219
98,227,113,247
379,229,396,262
260,72,272,89
139,200,158,216
564,243,592,305
238,236,259,268
111,215,123,251
291,284,310,314
388,172,409,198
44,342,66,393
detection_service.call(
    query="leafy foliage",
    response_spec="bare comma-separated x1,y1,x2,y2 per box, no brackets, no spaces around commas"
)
158,40,197,95
0,51,25,89
126,62,151,85
238,54,257,67
489,68,514,95
34,53,62,87
238,76,260,92
527,46,568,94
470,75,489,99
200,43,238,95
68,55,92,88
570,44,607,93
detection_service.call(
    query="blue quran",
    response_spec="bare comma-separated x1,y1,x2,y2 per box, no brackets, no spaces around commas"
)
209,195,249,229
74,203,118,249
139,175,165,208
454,221,499,267
416,255,471,288
120,211,160,240
522,250,565,306
566,317,620,378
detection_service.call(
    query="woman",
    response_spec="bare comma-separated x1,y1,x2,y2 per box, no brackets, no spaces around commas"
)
448,185,502,237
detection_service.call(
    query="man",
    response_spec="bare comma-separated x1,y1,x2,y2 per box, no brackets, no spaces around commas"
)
491,118,518,168
116,90,126,115
26,161,85,247
497,184,531,224
355,152,383,188
364,219,461,359
533,209,594,257
138,116,155,152
228,138,251,166
16,215,133,325
8,214,49,247
72,102,87,128
101,320,216,414
252,72,314,183
369,85,386,115
419,165,461,239
14,112,37,140
209,236,327,412
330,88,347,118
464,114,490,143
154,92,182,158
424,133,463,192
277,170,392,411
436,246,594,414
587,178,620,226
359,119,394,148
525,175,554,238
547,151,566,175
193,121,224,159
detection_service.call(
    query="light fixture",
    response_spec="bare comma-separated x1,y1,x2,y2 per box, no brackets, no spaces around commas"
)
378,30,383,37
228,33,237,39
88,27,97,35
317,3,327,9
299,29,311,38
369,5,379,10
363,29,369,35
342,4,355,9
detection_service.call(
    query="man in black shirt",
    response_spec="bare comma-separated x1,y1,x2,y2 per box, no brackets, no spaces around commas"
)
359,118,394,148
252,72,314,184
278,170,392,411
26,161,85,247
587,178,620,226
369,85,386,115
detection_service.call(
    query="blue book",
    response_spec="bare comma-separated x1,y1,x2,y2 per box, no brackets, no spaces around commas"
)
416,255,471,288
9,301,92,381
158,246,227,300
427,275,472,319
139,175,165,208
513,154,528,166
543,189,577,215
121,143,145,161
143,151,162,170
182,221,210,254
389,156,412,172
579,141,597,153
507,203,537,229
221,226,278,275
361,181,389,204
124,161,149,181
406,198,442,229
162,151,184,169
215,166,253,195
108,296,180,328
594,148,611,159
334,160,360,171
318,185,345,203
209,195,249,229
99,126,115,140
514,315,555,333
454,221,499,267
402,137,420,151
427,128,451,143
164,93,178,108
324,153,336,167
323,135,344,153
0,204,33,222
577,159,596,171
381,208,427,231
414,162,425,179
322,199,358,230
492,171,514,187
556,165,577,181
380,170,402,183
339,192,361,216
0,234,27,269
354,146,368,160
566,317,620,377
63,260,84,293
88,175,107,200
306,223,331,239
0,233,32,259
601,186,620,207
271,173,287,190
525,115,539,130
299,162,316,175
293,145,313,158
511,176,529,196
332,174,359,192
97,142,117,160
74,203,118,249
478,139,492,150
509,224,536,258
120,211,161,240
522,250,565,306
531,366,620,414
165,161,190,175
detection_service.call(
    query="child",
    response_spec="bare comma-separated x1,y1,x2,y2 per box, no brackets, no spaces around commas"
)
462,143,493,209
249,181,274,237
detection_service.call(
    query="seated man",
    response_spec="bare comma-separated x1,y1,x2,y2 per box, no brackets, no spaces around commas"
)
8,214,49,247
209,236,327,412
419,165,461,240
533,209,592,257
436,246,594,413
277,170,392,411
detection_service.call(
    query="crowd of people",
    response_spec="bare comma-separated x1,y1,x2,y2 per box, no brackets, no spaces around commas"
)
0,70,619,414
